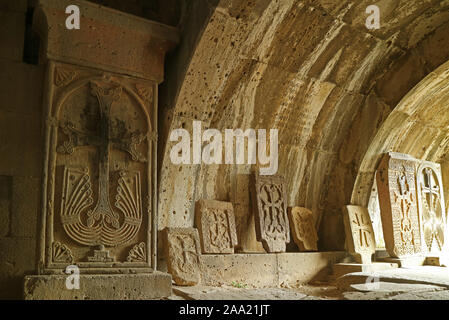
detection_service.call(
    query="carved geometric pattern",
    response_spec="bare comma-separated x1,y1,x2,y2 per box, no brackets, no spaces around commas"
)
288,207,318,252
416,162,446,254
52,241,74,263
343,205,376,264
251,173,290,253
135,83,153,102
54,67,76,87
87,245,114,262
195,200,238,254
163,228,202,286
42,63,156,272
60,167,142,247
126,242,146,262
376,153,422,258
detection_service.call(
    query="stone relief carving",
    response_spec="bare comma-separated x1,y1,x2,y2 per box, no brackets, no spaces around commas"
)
195,200,238,254
377,153,422,258
41,62,156,272
416,162,446,254
126,242,146,262
54,67,77,87
251,173,290,253
163,228,202,286
343,205,376,264
367,175,385,249
287,207,318,251
52,241,74,263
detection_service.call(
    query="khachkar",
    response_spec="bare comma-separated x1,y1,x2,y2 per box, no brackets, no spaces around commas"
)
195,200,238,254
343,205,376,264
376,153,422,258
163,228,203,286
251,173,290,253
416,160,447,260
24,0,178,299
287,207,318,251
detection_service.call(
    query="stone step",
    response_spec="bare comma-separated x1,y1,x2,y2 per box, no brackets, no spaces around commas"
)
331,262,398,279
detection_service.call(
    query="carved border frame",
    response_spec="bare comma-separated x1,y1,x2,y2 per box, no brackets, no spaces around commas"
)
38,61,158,274
416,161,447,254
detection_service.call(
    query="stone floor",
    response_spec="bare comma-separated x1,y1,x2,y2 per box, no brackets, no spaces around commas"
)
168,266,449,300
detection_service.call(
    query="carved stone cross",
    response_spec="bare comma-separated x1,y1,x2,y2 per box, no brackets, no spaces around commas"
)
421,168,443,250
57,81,146,246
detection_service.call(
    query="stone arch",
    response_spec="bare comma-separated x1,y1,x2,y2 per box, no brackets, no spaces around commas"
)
158,0,449,251
351,59,449,209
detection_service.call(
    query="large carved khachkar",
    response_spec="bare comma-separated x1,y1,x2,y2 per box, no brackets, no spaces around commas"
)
251,173,290,253
376,153,422,258
416,161,446,254
29,0,178,291
343,205,376,264
195,200,238,254
287,207,318,251
163,228,202,286
43,63,155,270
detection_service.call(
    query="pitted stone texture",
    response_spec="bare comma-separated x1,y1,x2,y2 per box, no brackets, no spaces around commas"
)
343,205,376,264
195,199,238,254
287,207,318,251
376,152,422,258
24,273,172,300
163,227,203,286
158,0,449,253
251,173,290,253
200,251,347,288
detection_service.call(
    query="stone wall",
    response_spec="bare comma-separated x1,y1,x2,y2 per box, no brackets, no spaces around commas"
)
0,0,44,299
157,0,449,252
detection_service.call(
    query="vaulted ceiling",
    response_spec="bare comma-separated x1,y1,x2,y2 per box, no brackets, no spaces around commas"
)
157,0,449,250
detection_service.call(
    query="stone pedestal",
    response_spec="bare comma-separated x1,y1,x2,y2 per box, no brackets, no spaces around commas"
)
200,251,348,287
24,272,171,300
332,262,398,279
24,0,178,300
377,256,426,267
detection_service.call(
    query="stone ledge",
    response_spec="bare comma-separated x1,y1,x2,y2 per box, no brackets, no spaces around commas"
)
200,251,347,288
23,272,172,300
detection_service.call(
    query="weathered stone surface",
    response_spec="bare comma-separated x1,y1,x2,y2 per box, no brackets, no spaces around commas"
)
332,262,398,279
163,227,202,286
200,251,347,288
251,173,290,253
173,286,308,300
0,237,36,299
343,205,376,264
11,176,39,237
376,152,422,258
39,61,156,272
195,199,238,254
24,273,172,300
234,203,265,253
416,161,446,255
33,0,178,82
277,252,348,287
377,256,426,268
287,207,318,251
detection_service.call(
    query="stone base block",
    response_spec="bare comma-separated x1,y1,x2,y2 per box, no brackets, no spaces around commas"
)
23,272,172,300
377,255,426,267
425,255,449,267
200,251,347,287
332,262,398,279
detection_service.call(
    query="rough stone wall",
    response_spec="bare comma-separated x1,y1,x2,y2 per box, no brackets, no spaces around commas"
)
157,0,449,251
0,0,44,299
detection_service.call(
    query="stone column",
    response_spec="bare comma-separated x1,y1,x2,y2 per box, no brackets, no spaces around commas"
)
24,0,178,300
